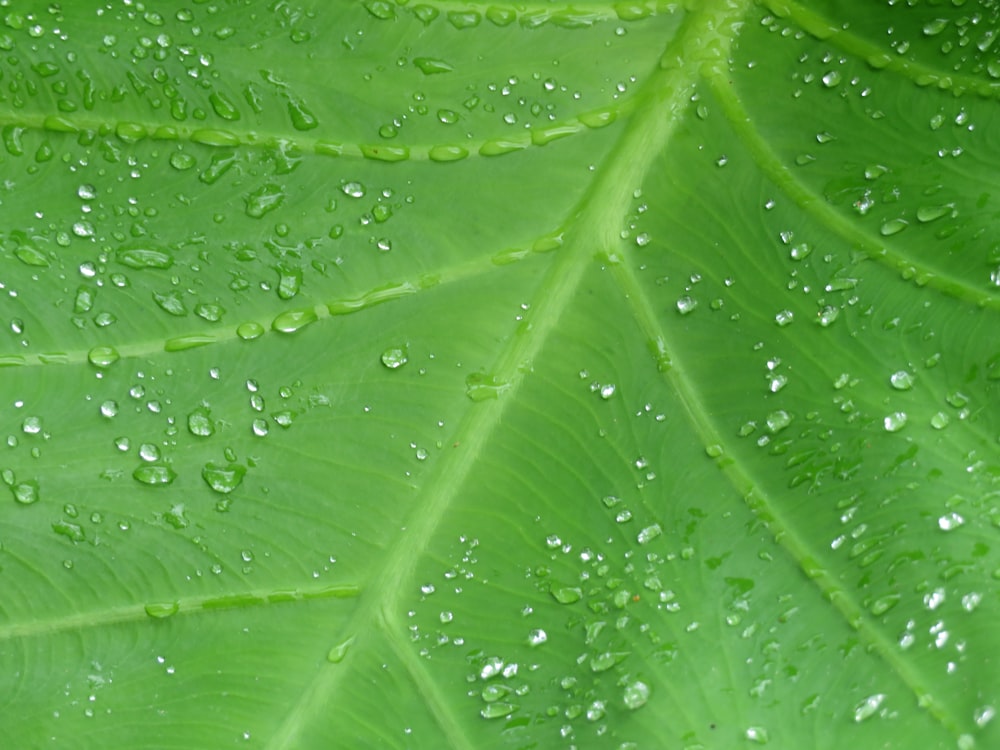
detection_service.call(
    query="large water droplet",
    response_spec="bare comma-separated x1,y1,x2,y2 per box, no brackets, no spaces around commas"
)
88,346,120,368
889,370,914,390
883,412,907,432
623,680,650,710
381,346,408,369
132,464,177,486
201,462,246,494
11,480,39,505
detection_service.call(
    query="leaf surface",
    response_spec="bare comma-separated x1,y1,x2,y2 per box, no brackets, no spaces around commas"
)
1,1,998,748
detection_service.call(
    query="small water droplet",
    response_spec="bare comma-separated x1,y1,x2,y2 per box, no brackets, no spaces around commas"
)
480,702,516,719
144,601,179,618
889,370,914,390
938,512,964,531
745,726,769,744
883,412,907,432
550,586,581,604
327,636,354,663
880,218,908,236
853,693,886,722
236,321,266,341
528,629,547,647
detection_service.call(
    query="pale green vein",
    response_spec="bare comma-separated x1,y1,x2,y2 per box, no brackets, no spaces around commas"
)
262,3,746,747
385,0,679,25
609,202,968,741
0,236,558,369
763,0,1000,99
706,71,1000,311
0,581,359,642
0,99,631,163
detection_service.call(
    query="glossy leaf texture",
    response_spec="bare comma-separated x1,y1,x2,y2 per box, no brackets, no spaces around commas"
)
0,1,997,748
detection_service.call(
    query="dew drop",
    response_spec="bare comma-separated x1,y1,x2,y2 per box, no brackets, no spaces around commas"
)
879,218,908,236
132,465,177,486
938,512,964,531
236,321,265,341
11,480,39,505
883,412,907,432
853,693,885,722
889,370,914,390
88,346,120,368
327,637,354,663
144,601,179,618
201,462,246,494
623,680,650,710
676,296,697,315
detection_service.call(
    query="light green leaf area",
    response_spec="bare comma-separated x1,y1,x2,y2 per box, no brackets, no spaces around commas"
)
1,1,998,748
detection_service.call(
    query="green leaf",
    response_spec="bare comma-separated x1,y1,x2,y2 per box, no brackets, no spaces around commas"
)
1,1,997,748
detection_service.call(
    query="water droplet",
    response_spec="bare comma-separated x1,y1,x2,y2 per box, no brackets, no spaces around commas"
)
550,586,582,604
88,346,120,368
590,651,628,673
883,412,907,432
237,321,266,340
599,384,616,399
676,296,697,315
245,183,285,218
821,70,842,87
922,18,948,36
117,247,174,270
465,373,510,401
766,410,791,433
637,523,662,545
623,680,650,710
817,306,839,327
413,57,453,74
889,371,914,390
202,463,246,494
974,705,996,728
341,181,365,198
169,152,196,170
916,204,950,222
11,480,39,505
327,636,354,663
144,601,179,618
853,693,886,722
272,308,318,334
528,629,547,647
480,702,516,719
930,412,950,430
774,310,794,327
185,408,214,437
879,218,908,236
745,726,769,744
869,593,900,616
789,242,811,260
938,512,964,531
132,465,177,486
